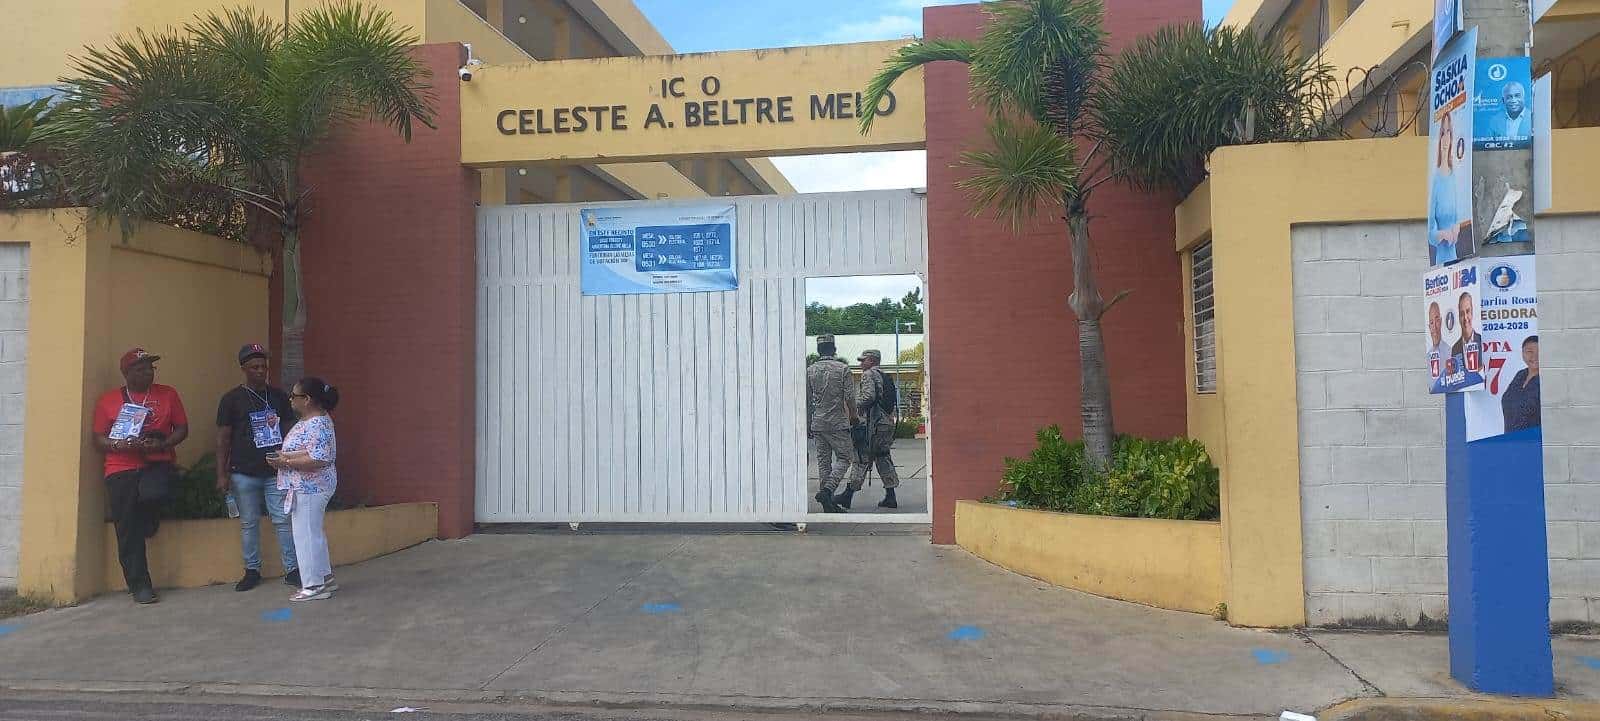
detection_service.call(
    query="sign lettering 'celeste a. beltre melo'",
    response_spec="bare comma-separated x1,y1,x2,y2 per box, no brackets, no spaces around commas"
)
458,41,927,166
495,80,896,136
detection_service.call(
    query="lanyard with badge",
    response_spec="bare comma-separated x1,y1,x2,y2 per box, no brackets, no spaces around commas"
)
109,388,151,441
243,386,284,449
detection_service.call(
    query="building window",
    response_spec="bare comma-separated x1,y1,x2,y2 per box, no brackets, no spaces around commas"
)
1191,241,1218,394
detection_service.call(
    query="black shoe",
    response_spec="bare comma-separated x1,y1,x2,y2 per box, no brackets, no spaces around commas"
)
235,569,261,592
878,489,898,509
133,586,158,604
832,489,856,510
284,569,301,587
815,489,843,513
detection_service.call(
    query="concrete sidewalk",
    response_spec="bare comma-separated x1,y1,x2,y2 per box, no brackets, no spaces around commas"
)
0,533,1595,719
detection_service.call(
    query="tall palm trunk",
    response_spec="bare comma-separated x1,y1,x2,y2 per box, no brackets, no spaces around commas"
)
279,222,306,386
1064,198,1116,469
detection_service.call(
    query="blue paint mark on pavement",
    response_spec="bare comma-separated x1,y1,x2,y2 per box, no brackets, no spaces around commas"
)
1580,657,1600,671
1252,648,1288,665
261,608,292,622
0,624,18,637
641,603,681,614
948,625,985,641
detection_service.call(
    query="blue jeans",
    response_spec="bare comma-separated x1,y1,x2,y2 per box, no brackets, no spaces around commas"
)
232,473,298,573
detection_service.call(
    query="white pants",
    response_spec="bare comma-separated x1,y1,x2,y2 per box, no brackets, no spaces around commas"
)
289,489,334,590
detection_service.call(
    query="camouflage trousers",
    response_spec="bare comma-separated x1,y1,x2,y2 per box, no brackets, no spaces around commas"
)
846,423,899,491
813,429,855,494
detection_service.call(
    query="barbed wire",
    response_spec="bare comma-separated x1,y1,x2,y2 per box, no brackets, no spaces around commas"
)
1537,55,1600,130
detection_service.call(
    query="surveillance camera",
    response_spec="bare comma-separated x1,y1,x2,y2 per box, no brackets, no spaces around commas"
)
458,66,473,82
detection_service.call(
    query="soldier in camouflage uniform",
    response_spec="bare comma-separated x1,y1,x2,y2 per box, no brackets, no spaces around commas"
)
806,335,857,513
839,349,900,510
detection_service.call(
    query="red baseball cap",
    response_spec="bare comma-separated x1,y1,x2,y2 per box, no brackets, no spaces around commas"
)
119,348,161,372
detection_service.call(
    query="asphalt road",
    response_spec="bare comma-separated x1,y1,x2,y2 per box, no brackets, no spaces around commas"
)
0,694,1020,721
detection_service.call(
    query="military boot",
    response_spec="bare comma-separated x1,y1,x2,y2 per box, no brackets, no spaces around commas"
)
815,489,843,513
832,488,856,510
878,488,898,509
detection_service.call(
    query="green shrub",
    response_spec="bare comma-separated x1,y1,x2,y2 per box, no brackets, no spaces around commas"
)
997,427,1220,521
165,452,228,520
895,416,923,439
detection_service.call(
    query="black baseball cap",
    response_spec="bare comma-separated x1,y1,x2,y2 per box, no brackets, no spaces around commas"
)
238,343,268,365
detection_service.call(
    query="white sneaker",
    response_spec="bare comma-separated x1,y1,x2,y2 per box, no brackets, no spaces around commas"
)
290,586,332,602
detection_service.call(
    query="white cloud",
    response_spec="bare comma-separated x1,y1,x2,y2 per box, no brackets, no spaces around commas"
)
807,274,922,308
768,151,927,194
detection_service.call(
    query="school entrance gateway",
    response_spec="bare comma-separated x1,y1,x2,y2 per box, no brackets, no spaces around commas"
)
475,190,929,525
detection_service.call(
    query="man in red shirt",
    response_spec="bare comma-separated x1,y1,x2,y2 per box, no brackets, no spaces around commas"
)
91,348,189,604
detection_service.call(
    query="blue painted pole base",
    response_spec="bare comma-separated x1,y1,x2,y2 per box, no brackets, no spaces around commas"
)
1445,393,1554,696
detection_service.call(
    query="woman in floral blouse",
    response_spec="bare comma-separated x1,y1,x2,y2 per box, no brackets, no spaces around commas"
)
269,377,340,602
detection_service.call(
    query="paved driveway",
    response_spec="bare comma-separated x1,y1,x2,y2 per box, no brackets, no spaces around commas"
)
0,532,1595,718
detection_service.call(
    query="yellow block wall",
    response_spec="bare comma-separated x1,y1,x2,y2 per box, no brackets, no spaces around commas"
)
1176,127,1600,628
104,503,439,591
0,0,428,88
955,501,1226,615
6,210,271,602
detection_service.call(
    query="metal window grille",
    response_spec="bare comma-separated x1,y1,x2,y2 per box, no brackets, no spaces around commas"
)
1191,242,1218,394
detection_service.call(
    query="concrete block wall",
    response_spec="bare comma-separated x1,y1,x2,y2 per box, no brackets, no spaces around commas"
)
1292,218,1599,627
0,244,27,589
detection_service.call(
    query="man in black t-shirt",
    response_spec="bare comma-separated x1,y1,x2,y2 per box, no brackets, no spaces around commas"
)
216,344,300,591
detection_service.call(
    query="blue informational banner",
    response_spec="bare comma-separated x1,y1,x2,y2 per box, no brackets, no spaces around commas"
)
580,203,738,296
1474,57,1533,151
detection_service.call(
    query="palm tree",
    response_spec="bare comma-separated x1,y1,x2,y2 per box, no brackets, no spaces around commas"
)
46,2,436,383
859,0,1332,469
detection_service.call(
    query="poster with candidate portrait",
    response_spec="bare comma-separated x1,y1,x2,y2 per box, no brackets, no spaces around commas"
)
1423,263,1486,394
580,202,738,296
1465,257,1540,441
1428,27,1477,268
1475,57,1533,151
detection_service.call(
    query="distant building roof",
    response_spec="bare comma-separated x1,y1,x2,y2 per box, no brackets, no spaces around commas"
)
807,334,924,366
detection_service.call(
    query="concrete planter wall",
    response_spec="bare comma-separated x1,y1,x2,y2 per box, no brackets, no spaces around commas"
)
955,500,1224,615
103,502,438,592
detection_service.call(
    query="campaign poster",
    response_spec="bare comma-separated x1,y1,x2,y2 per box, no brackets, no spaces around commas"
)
1423,262,1486,394
1434,0,1462,59
1465,257,1540,441
1474,57,1533,151
1427,28,1477,268
580,202,737,296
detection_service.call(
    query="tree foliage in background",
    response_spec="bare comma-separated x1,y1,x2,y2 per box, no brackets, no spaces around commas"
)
859,0,1335,469
46,2,436,384
805,289,924,336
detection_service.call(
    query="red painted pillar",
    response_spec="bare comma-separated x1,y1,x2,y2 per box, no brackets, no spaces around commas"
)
923,2,1195,544
276,43,479,538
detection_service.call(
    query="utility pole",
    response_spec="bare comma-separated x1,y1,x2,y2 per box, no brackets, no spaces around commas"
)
1438,0,1552,697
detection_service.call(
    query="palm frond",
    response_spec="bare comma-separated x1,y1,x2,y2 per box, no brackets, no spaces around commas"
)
970,0,1106,126
278,1,435,146
48,28,262,231
956,117,1079,231
0,98,53,151
1095,22,1337,193
859,39,975,134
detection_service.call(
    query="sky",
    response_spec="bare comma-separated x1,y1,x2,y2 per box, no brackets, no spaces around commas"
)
807,274,923,309
632,0,1233,303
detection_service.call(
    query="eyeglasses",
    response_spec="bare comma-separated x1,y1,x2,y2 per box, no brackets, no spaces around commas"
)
290,393,309,399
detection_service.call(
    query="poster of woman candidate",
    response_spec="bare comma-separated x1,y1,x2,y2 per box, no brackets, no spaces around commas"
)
1423,262,1486,394
1428,28,1477,268
1465,257,1540,441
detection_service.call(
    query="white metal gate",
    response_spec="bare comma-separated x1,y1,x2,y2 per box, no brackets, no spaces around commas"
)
476,189,928,523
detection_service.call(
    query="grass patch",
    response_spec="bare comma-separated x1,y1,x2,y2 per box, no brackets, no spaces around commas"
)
0,590,49,619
